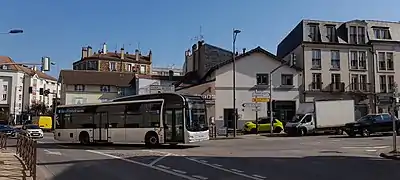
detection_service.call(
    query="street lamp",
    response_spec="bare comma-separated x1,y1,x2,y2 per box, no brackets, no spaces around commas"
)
0,29,23,34
229,29,241,138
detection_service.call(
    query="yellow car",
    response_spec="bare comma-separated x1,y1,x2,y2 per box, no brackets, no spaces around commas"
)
243,117,284,134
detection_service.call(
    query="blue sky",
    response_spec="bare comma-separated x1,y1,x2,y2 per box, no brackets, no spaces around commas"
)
0,0,398,78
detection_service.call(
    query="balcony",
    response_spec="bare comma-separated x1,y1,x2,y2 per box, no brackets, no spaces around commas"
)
307,82,323,91
346,83,374,94
326,82,345,92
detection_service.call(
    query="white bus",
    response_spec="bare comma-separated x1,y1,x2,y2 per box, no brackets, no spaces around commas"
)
54,93,209,147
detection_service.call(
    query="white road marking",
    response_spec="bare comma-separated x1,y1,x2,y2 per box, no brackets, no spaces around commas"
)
172,169,187,174
199,160,207,163
331,139,341,142
43,149,62,155
213,164,223,167
230,168,244,173
341,146,390,149
252,174,267,179
156,165,171,169
365,149,378,152
86,150,198,180
192,175,209,180
149,153,171,166
184,157,264,180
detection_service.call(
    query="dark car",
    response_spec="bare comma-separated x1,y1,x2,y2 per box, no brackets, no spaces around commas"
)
344,113,400,137
0,125,16,137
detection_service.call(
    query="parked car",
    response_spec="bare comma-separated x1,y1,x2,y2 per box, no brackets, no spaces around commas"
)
344,113,400,137
0,125,16,138
22,124,44,138
243,117,284,134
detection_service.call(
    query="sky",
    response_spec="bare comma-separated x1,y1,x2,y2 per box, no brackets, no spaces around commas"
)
0,0,398,78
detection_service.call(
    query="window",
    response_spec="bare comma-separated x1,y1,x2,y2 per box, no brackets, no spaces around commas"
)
309,24,318,42
331,50,340,69
349,26,357,44
125,102,162,128
256,74,269,85
87,61,97,70
388,75,395,92
374,28,391,39
331,74,341,89
140,65,146,74
2,85,7,92
104,105,125,128
74,84,85,91
351,74,359,91
357,27,365,44
378,52,394,71
378,52,386,70
350,51,358,69
281,74,293,86
326,25,336,42
126,64,132,72
18,94,22,100
360,75,367,91
379,75,387,93
109,62,116,71
387,52,394,70
359,51,366,69
311,73,322,90
312,49,321,69
2,94,6,100
100,85,110,92
18,103,21,108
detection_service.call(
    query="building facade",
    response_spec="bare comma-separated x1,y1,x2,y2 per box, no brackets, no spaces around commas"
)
73,43,152,75
177,47,301,132
152,66,183,76
276,19,400,115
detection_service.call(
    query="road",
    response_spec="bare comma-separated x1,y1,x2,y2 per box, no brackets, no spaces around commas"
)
6,133,400,180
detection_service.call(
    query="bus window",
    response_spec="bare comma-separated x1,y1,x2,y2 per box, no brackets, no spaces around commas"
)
186,100,208,132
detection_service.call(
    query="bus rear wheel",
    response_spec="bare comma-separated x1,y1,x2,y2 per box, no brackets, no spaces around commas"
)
145,132,159,148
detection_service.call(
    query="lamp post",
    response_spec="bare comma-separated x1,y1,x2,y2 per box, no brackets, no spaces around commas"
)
229,29,241,138
0,29,23,34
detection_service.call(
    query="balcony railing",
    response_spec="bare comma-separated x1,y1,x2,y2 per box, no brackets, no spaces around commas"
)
327,82,345,92
346,83,374,93
308,82,323,91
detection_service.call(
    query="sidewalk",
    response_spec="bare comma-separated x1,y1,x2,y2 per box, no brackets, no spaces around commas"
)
0,150,33,180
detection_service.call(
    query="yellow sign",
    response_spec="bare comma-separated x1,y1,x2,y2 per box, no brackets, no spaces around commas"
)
252,97,270,103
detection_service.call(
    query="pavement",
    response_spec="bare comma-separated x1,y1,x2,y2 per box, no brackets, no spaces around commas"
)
5,133,400,180
0,150,33,180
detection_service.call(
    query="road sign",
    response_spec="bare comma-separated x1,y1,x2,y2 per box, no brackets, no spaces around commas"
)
252,91,269,97
242,103,260,108
252,97,270,103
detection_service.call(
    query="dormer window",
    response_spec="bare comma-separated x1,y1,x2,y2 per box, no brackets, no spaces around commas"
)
373,27,391,39
349,26,365,44
309,24,319,42
326,25,337,42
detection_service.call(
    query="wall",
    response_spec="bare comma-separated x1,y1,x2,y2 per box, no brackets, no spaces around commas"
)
28,74,60,107
0,71,25,123
63,84,120,105
137,78,175,95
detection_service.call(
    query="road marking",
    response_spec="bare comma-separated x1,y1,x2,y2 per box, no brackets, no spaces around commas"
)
43,149,62,155
192,175,208,180
230,169,244,173
157,165,171,169
213,164,222,167
365,149,378,152
172,169,187,174
252,174,266,179
86,150,198,180
341,146,390,149
149,153,171,166
199,160,207,163
184,157,264,180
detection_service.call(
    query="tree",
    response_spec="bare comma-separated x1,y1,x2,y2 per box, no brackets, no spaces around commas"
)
29,102,51,116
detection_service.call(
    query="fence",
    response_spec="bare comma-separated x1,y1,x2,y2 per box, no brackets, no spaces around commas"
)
16,134,37,180
0,133,6,149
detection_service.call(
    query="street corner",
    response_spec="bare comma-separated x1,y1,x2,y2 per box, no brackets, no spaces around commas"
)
379,151,400,160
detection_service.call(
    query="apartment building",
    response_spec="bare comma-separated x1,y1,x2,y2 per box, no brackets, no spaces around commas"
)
277,19,400,114
73,43,152,75
152,66,183,76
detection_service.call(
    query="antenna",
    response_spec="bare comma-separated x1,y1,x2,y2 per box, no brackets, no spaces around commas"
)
137,42,141,51
199,26,204,41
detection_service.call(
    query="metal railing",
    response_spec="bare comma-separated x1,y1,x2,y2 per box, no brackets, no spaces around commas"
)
16,134,37,180
0,133,7,149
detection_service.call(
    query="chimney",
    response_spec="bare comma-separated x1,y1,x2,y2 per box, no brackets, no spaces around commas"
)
81,47,88,59
87,46,93,57
32,66,37,71
135,49,140,61
242,48,246,54
120,48,125,59
102,43,107,54
148,50,152,62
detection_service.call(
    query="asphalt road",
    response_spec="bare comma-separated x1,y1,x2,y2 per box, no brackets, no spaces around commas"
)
6,133,400,180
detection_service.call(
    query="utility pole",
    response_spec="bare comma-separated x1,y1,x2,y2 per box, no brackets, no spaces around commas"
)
391,82,398,153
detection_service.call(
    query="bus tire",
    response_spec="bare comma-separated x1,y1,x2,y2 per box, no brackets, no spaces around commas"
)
145,132,159,148
79,131,90,145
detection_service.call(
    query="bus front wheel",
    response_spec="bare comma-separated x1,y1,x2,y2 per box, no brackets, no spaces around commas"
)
145,132,159,148
79,131,90,145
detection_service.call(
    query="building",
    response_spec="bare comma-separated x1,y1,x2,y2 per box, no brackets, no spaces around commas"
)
72,43,152,75
152,66,183,76
276,19,400,115
0,56,59,124
58,70,182,105
176,46,301,132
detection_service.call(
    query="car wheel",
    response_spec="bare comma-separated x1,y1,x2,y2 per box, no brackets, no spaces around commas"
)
361,128,370,137
273,127,282,133
250,128,257,134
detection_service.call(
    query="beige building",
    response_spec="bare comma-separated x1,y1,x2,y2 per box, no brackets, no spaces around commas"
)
277,19,400,115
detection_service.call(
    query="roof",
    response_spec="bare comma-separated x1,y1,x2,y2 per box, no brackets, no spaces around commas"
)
0,56,57,81
74,51,152,65
59,70,136,86
135,74,183,81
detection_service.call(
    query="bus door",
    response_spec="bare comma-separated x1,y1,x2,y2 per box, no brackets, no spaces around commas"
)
164,109,184,143
93,112,109,142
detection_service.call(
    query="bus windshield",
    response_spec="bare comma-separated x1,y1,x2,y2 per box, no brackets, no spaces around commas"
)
186,100,208,132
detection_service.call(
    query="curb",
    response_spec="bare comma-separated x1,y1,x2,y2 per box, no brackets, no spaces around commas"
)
379,153,400,160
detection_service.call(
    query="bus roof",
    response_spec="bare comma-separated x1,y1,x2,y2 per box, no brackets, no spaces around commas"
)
57,98,164,108
112,92,204,102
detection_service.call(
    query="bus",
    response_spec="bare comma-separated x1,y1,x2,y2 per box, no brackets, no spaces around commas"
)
54,93,209,146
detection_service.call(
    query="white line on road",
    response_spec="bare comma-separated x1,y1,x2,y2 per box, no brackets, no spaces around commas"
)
157,165,171,169
149,153,171,166
365,149,378,152
230,169,244,173
192,175,209,180
199,160,207,163
252,174,266,179
86,150,198,180
341,146,390,149
212,164,222,167
43,149,62,155
172,169,187,174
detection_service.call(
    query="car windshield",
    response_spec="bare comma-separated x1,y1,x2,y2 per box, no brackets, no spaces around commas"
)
186,99,208,132
25,125,40,129
289,114,305,122
357,115,376,122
